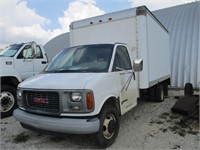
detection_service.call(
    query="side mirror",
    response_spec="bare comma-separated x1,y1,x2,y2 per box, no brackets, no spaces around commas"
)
31,41,37,54
133,59,143,72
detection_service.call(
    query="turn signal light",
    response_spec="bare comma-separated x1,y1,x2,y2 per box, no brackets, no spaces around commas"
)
87,92,93,110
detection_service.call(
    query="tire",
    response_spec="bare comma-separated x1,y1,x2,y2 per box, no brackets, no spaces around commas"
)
0,85,17,118
95,105,120,148
149,86,156,101
155,84,164,102
184,83,193,96
163,83,168,97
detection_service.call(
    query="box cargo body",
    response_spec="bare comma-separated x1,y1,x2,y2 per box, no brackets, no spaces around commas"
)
70,7,170,89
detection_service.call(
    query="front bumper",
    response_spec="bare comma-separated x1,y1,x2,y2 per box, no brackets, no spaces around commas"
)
13,109,100,134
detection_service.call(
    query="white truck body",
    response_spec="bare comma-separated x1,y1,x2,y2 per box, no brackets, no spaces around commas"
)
14,6,171,148
0,42,49,118
70,8,170,89
0,43,47,81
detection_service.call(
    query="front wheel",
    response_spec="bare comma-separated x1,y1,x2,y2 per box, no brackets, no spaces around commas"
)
0,85,17,118
95,105,120,148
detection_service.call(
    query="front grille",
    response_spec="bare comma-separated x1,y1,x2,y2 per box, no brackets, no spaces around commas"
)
24,91,60,113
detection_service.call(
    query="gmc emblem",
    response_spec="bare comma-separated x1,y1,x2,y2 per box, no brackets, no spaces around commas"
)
33,98,49,104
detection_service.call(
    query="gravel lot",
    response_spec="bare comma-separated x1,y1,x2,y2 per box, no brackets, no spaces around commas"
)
1,89,199,149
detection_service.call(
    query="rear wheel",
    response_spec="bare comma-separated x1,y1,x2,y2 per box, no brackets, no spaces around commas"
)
95,105,119,148
0,85,17,118
163,83,168,97
184,83,193,96
149,86,156,101
155,84,164,102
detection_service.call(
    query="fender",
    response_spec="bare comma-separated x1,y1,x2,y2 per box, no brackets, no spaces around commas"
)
84,72,121,117
96,94,120,115
0,68,22,83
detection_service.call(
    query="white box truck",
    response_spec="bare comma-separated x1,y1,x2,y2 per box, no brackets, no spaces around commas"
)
0,42,61,118
14,6,171,148
0,42,48,118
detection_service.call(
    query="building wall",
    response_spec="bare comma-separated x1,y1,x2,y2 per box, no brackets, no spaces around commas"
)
44,2,199,88
153,1,200,88
44,32,70,62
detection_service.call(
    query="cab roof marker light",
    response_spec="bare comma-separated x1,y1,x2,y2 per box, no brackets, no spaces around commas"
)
136,6,147,16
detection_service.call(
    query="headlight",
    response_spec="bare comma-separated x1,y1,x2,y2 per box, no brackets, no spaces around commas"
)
17,89,24,109
62,90,94,114
18,90,22,97
71,92,82,102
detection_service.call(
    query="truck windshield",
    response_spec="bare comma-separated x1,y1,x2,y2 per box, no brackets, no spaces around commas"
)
45,44,114,73
0,44,22,57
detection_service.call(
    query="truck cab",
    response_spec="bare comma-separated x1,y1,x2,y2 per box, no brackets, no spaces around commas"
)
14,43,142,147
0,42,48,118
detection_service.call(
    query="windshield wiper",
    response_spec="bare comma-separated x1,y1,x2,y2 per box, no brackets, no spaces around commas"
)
45,69,103,73
58,69,80,73
45,69,81,73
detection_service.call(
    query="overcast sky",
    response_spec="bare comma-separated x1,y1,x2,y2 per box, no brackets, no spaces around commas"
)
0,0,197,49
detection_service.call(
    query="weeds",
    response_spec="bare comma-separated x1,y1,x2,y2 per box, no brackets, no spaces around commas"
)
172,144,181,149
1,128,6,131
159,128,168,133
159,112,170,119
50,136,65,142
13,132,30,143
149,112,199,137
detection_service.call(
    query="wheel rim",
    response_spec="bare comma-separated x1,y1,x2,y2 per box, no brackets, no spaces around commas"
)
102,113,116,139
0,92,15,112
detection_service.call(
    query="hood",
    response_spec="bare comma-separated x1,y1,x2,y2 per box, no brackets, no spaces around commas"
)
0,57,14,69
19,73,102,90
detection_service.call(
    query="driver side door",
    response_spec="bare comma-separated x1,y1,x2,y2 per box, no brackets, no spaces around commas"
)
15,45,34,80
112,45,138,115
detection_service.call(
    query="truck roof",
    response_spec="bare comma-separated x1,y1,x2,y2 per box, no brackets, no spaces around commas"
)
70,6,168,33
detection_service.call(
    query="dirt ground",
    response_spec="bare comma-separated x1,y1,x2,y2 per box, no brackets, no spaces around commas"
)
0,89,199,149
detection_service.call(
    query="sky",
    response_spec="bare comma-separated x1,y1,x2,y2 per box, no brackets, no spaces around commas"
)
0,0,197,49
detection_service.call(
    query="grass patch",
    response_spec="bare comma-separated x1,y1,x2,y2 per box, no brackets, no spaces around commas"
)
172,144,181,149
175,121,189,128
50,136,65,142
160,128,168,133
149,112,199,137
178,130,186,137
169,126,179,132
1,128,6,131
13,132,30,143
159,112,170,119
134,115,140,120
187,130,199,135
169,114,179,120
149,119,164,125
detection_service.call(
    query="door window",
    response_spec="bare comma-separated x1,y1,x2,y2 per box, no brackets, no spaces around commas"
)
35,46,43,59
112,46,132,71
17,45,33,59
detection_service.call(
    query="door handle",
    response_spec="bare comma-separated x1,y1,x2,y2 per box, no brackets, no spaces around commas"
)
41,61,47,64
